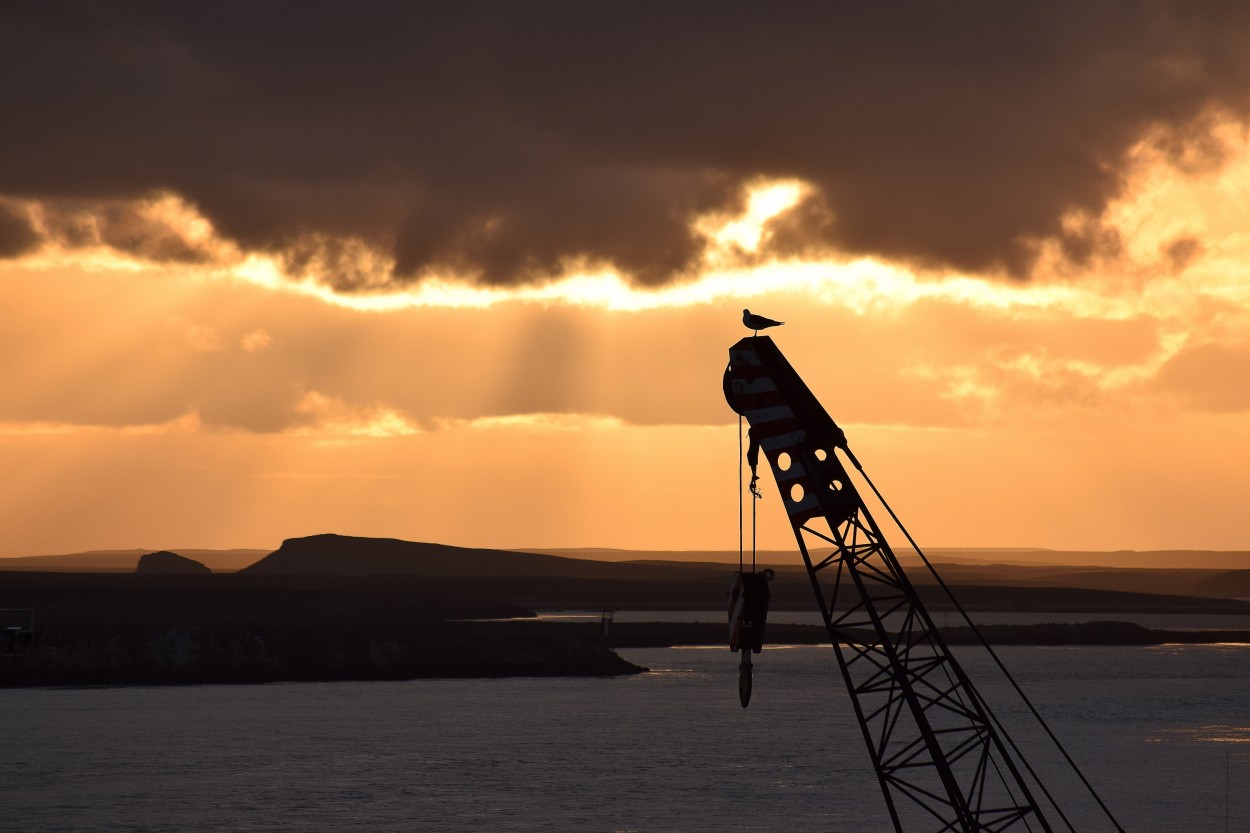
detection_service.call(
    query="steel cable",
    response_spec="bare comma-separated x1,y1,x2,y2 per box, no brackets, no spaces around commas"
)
849,453,1127,833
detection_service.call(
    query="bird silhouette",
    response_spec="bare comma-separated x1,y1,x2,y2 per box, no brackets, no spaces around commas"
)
743,309,784,335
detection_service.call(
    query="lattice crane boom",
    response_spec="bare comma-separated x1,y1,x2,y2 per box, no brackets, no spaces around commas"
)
724,335,1056,833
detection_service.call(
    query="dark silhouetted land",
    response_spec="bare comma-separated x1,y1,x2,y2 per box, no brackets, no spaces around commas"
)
4,534,1250,687
0,571,639,686
7,539,1250,603
135,551,211,575
0,548,269,572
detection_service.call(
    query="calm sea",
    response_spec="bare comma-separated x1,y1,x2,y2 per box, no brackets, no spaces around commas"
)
4,643,1249,832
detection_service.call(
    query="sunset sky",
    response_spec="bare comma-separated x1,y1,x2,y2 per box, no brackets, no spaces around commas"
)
5,4,1250,557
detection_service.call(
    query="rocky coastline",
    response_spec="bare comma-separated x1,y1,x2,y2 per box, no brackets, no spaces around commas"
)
2,620,640,687
0,572,644,687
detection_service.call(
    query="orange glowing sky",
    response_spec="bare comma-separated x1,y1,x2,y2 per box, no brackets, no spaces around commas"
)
4,5,1250,556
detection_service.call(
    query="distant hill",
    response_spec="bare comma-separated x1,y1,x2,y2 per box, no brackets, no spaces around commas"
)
242,534,726,580
222,534,1250,616
901,563,1233,598
1192,569,1250,599
8,538,1250,601
5,534,1249,618
0,548,270,573
917,549,1250,570
136,551,212,575
519,547,831,568
522,547,1250,571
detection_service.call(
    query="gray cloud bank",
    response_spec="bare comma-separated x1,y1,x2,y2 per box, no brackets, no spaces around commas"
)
4,2,1250,286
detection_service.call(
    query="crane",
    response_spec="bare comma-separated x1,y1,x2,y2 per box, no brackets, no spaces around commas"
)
723,334,1122,833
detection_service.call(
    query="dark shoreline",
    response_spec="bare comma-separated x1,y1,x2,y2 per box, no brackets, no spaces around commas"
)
603,619,1250,648
4,569,1249,688
0,620,643,688
0,573,645,687
6,618,1247,689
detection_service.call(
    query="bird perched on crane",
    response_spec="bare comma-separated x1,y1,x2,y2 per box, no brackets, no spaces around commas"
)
743,309,784,335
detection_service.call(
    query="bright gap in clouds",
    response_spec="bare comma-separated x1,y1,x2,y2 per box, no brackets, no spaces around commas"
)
1,195,1117,318
250,178,820,311
12,143,1250,433
14,139,1249,330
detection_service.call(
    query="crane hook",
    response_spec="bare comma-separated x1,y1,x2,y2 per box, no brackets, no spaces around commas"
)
739,655,753,707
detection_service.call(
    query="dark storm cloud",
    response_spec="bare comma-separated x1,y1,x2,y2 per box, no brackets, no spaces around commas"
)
37,198,221,263
0,202,39,259
4,2,1250,286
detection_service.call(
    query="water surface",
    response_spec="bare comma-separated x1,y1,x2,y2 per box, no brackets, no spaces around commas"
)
5,645,1249,832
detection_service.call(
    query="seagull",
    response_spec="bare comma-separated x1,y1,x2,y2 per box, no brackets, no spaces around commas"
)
743,309,784,335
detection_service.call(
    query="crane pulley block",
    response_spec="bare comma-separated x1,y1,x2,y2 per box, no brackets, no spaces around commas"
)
727,568,773,653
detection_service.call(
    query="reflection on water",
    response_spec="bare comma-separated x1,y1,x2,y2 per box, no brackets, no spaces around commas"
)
1148,724,1250,744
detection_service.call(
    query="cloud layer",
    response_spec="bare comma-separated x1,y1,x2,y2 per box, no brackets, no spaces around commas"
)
5,2,1250,287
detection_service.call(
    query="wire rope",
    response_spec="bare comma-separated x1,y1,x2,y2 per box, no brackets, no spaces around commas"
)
751,437,757,573
738,414,744,574
848,453,1127,833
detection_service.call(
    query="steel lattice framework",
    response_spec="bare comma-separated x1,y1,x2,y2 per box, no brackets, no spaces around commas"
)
724,336,1055,833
